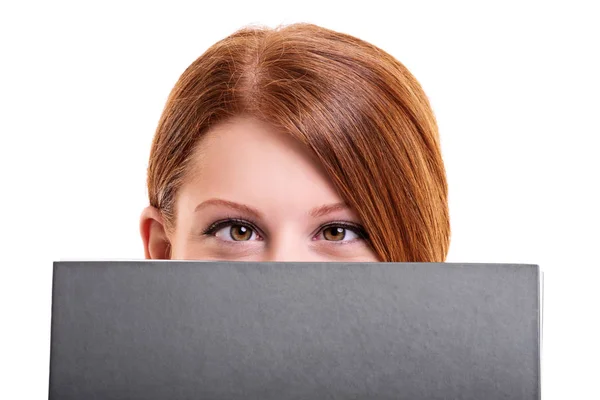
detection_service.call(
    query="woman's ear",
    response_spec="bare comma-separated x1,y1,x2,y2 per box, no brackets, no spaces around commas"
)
140,206,171,259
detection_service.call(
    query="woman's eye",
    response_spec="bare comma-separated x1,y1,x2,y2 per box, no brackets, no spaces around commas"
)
214,224,260,241
317,226,360,242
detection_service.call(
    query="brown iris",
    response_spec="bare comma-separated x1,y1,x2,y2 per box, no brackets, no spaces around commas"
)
230,225,252,241
323,227,346,241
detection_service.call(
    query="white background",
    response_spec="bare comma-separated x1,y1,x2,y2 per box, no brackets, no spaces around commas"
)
1,1,598,398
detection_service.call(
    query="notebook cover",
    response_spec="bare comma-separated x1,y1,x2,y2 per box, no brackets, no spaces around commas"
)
49,261,541,400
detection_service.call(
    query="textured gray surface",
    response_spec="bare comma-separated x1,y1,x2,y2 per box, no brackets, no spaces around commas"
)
49,261,540,399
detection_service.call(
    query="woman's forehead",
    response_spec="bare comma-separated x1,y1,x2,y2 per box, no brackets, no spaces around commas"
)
178,116,345,216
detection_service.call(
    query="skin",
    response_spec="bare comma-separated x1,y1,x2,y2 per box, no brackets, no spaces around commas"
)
140,116,378,262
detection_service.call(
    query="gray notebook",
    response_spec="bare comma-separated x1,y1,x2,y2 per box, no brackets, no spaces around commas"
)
49,261,542,399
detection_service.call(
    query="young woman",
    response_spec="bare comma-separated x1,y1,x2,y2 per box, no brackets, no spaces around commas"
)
140,23,450,262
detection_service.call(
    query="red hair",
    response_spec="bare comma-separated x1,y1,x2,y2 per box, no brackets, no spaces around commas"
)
147,23,450,261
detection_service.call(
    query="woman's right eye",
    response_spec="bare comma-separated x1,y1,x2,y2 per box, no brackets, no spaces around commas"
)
213,223,261,242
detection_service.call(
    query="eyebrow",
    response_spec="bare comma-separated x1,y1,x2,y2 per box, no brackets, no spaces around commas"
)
194,198,263,219
194,199,349,219
309,202,349,218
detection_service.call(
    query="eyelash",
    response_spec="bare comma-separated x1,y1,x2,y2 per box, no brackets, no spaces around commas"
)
202,217,368,242
202,217,263,238
315,222,368,241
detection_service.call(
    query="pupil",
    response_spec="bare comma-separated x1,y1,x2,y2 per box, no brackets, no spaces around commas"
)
231,225,251,241
325,227,345,241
